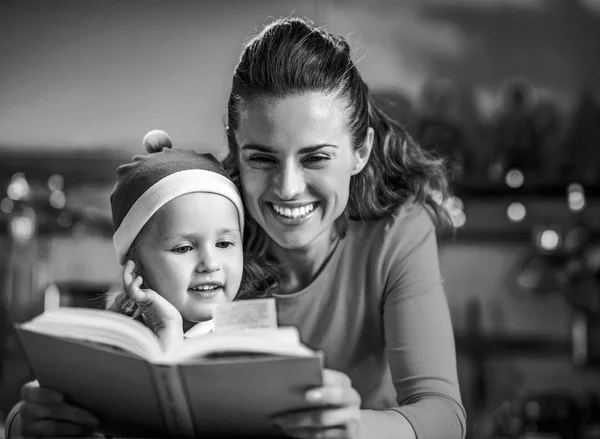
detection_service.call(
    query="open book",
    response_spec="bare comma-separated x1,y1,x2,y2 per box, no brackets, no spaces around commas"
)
16,307,323,438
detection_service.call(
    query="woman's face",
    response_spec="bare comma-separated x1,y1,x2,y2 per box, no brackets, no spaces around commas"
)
234,92,370,251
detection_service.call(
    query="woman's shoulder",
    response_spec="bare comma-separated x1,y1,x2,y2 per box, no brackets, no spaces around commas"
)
350,200,436,242
339,201,441,295
345,200,438,268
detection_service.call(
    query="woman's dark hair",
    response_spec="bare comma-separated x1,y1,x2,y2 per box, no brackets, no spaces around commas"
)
223,17,451,260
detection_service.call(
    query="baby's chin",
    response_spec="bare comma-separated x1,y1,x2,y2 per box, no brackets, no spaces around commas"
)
183,289,237,321
183,310,213,323
182,302,221,323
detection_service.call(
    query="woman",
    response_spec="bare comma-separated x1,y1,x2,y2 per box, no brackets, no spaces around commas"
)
8,17,465,439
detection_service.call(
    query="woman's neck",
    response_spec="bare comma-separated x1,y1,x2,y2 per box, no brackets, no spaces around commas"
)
270,229,340,294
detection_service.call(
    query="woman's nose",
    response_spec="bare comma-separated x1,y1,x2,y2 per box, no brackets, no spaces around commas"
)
273,163,306,200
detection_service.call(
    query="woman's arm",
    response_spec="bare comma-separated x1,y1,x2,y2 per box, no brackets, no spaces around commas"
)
378,210,466,439
360,409,416,439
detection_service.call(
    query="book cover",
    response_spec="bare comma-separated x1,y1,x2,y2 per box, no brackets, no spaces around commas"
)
16,308,324,437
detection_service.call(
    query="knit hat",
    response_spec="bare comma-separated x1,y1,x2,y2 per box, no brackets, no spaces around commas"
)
111,130,244,265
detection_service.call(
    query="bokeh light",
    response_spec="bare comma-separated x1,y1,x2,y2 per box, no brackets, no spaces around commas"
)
505,169,524,188
538,229,561,252
567,182,586,212
507,202,526,222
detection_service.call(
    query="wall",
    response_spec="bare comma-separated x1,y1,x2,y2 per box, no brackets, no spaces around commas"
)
1,0,599,153
0,0,323,153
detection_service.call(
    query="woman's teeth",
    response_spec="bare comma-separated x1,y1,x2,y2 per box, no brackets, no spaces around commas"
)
272,203,315,219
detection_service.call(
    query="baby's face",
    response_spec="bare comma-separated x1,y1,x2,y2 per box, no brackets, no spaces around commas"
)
137,192,243,322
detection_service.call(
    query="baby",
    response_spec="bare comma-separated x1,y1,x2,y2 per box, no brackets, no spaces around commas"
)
106,130,245,348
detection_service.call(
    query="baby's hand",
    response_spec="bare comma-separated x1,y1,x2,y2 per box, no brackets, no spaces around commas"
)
123,260,184,351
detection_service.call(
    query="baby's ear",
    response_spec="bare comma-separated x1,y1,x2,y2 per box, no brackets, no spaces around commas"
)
132,260,145,281
143,129,172,153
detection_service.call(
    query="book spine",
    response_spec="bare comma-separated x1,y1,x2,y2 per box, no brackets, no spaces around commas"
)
150,364,195,437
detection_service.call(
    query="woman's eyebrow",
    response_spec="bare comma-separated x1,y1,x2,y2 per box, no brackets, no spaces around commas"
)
241,144,338,153
241,144,273,152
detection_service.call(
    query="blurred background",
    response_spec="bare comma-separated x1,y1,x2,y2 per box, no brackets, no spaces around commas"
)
1,0,600,437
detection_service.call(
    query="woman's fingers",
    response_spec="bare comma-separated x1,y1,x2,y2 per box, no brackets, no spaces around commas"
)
20,380,100,437
21,402,99,428
22,418,97,437
322,369,352,387
305,385,361,407
273,406,359,429
273,407,361,439
304,369,361,407
21,380,63,404
280,426,348,439
272,369,362,439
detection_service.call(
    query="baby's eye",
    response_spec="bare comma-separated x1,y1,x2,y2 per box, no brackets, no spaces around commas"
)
172,245,193,254
216,241,234,249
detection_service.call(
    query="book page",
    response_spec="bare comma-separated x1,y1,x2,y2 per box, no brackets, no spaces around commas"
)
18,308,163,361
163,326,316,364
213,298,278,331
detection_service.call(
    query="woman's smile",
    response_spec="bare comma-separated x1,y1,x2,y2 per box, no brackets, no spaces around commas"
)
268,201,320,223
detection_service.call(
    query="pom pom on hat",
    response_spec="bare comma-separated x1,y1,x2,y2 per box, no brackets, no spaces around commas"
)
111,130,244,265
142,129,172,153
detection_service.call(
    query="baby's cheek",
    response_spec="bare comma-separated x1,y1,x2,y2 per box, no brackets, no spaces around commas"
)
229,255,245,299
225,284,239,301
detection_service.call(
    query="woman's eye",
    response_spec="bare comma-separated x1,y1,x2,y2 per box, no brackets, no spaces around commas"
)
172,245,193,254
216,241,233,249
303,155,330,166
247,155,276,167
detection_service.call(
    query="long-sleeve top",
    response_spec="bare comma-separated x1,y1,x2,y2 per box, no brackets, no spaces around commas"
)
273,203,466,439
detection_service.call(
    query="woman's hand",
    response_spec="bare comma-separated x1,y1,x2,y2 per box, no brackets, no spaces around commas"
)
19,380,100,437
123,260,184,351
271,369,363,439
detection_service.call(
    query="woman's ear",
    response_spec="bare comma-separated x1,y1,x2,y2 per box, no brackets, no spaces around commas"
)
225,125,237,145
351,127,374,175
225,126,239,153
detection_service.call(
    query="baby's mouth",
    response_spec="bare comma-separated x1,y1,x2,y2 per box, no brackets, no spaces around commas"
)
190,284,221,292
189,283,223,297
